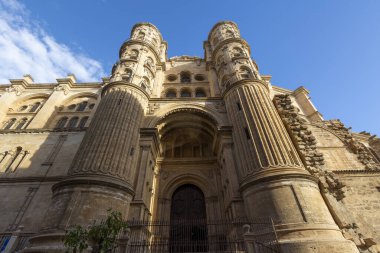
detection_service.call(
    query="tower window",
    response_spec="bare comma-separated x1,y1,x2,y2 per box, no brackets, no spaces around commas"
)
18,105,28,112
180,72,191,83
55,117,68,129
240,66,253,79
180,89,191,98
167,74,177,82
130,50,139,60
4,118,16,130
68,117,79,128
122,68,133,82
225,30,234,38
166,89,177,98
137,32,145,40
29,102,41,112
16,118,28,130
232,47,245,58
68,104,76,110
195,88,206,97
237,102,242,111
244,127,250,140
194,74,206,82
76,101,88,112
78,117,89,128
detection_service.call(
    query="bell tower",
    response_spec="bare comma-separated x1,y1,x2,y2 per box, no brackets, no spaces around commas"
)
27,23,166,251
205,21,359,253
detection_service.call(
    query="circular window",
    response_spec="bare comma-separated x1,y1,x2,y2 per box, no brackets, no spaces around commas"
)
68,104,76,110
18,105,28,112
167,75,177,82
194,74,206,81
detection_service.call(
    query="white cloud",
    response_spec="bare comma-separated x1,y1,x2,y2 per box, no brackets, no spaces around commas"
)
0,0,105,84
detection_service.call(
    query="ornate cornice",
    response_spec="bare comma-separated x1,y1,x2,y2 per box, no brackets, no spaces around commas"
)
101,81,150,99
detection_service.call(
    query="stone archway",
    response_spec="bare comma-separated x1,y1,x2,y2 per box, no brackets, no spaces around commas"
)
170,184,208,252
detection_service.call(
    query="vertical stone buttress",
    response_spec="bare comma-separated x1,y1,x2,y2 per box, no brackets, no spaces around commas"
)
26,23,165,251
207,22,358,253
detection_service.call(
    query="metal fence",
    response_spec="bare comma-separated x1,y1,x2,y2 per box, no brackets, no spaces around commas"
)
116,218,280,253
0,233,33,253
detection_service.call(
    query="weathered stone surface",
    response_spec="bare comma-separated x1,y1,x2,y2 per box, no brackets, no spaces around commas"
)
0,21,378,253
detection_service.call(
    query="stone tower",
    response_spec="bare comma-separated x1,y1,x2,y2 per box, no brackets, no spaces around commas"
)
1,21,379,253
204,21,358,252
25,23,166,251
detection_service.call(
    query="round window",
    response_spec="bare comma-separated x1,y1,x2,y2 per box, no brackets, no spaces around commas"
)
167,75,177,82
194,74,206,81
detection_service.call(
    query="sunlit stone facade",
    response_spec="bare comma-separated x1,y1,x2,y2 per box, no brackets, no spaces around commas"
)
0,22,379,253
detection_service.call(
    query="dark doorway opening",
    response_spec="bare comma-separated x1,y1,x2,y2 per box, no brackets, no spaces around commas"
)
170,184,208,252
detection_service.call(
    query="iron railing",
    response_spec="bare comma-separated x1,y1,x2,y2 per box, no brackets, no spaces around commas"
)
115,218,280,253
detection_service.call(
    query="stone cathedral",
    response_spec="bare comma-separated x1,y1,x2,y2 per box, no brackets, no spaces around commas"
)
0,21,379,253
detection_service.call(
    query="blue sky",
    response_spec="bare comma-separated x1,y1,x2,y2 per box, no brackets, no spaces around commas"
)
0,0,379,135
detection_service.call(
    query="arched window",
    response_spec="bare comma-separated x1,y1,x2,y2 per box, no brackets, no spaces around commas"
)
89,103,95,109
68,104,76,110
195,89,206,97
4,118,16,130
166,89,177,98
16,118,28,130
68,117,79,128
76,101,88,112
55,117,68,129
225,30,234,38
122,68,133,82
29,102,41,112
180,72,191,83
240,66,253,79
137,31,145,40
232,47,244,58
78,117,89,128
146,57,154,69
180,89,191,98
18,105,28,112
140,77,150,90
130,49,139,60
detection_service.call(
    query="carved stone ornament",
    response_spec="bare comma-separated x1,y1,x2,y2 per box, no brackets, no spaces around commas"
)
6,86,23,96
273,94,345,199
147,103,160,115
323,120,380,171
214,101,226,113
54,84,69,95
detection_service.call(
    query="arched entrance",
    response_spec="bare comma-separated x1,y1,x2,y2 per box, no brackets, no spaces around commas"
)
170,184,208,252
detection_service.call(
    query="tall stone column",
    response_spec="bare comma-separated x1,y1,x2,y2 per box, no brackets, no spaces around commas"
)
206,21,358,253
26,23,166,252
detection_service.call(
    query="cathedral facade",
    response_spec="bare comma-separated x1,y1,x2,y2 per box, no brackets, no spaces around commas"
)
0,22,379,253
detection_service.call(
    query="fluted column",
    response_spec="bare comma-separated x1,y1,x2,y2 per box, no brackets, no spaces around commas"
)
68,85,147,183
207,21,358,253
224,81,304,184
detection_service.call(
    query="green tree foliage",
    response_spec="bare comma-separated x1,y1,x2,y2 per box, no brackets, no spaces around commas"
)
63,209,127,253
